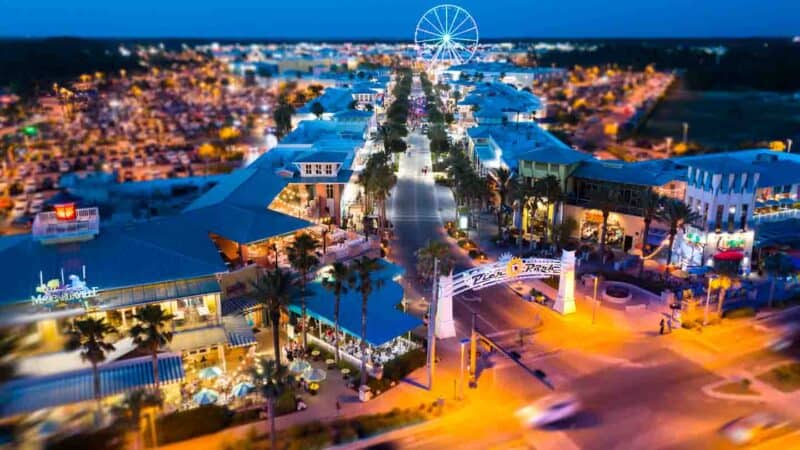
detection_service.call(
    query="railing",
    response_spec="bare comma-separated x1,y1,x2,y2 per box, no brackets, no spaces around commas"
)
32,207,100,242
753,208,800,225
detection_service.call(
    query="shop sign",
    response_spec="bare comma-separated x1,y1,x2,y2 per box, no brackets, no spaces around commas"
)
455,257,561,293
31,270,98,307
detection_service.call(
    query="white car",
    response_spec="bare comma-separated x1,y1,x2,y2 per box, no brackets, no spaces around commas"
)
720,412,791,446
515,393,581,427
11,202,27,218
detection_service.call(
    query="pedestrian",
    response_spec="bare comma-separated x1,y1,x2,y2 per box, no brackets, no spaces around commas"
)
336,400,341,416
659,318,665,335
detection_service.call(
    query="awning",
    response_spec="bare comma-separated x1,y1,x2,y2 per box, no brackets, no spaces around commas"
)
0,353,184,417
222,315,257,348
169,327,227,352
289,262,421,347
221,296,260,316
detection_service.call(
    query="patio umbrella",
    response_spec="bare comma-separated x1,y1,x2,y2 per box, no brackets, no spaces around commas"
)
197,366,223,380
304,367,327,382
193,388,220,405
288,360,311,375
231,382,254,398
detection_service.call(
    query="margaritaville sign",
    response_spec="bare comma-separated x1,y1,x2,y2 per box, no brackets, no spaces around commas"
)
31,267,98,307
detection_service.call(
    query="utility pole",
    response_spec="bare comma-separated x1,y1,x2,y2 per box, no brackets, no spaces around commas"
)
427,257,439,390
591,275,599,325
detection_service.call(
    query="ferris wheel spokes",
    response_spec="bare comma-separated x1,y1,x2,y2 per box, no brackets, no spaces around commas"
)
414,4,479,66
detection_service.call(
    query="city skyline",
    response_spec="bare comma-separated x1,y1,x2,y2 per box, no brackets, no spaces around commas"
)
1,0,798,39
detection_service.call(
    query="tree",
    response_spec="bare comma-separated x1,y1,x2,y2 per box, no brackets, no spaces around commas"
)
287,232,320,350
587,184,621,255
637,189,664,277
248,357,288,450
352,257,383,386
361,152,397,233
129,305,174,391
310,101,325,119
490,167,516,237
116,389,161,450
415,240,454,283
712,259,738,317
532,175,563,244
656,198,701,266
321,262,355,363
68,317,117,424
272,99,295,138
252,268,296,364
762,252,795,308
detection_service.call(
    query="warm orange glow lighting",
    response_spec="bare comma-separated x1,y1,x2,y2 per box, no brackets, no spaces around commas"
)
54,203,77,221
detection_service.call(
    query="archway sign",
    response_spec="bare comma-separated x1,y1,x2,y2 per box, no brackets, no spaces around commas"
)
435,250,577,338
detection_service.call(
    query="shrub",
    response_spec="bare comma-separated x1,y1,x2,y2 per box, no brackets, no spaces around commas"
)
230,408,261,426
152,405,231,445
275,389,298,415
723,307,756,319
383,348,426,382
468,249,481,259
47,424,126,450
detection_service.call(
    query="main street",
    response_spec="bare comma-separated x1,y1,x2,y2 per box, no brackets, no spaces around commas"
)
384,129,777,449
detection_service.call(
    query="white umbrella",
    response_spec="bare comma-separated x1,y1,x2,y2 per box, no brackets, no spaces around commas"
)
193,388,220,405
304,367,327,382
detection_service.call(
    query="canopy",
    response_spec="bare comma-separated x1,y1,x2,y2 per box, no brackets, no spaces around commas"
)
193,388,220,405
304,368,327,382
288,360,311,375
290,262,421,347
197,366,223,380
231,382,254,397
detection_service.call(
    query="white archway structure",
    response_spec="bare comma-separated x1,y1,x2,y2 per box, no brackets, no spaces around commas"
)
435,250,577,338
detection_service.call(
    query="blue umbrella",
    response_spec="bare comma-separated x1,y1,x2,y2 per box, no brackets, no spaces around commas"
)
231,382,254,398
193,388,220,405
288,360,311,375
304,367,327,382
197,366,223,380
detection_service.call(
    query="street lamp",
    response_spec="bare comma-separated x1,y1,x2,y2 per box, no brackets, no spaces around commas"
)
703,274,718,326
682,122,689,144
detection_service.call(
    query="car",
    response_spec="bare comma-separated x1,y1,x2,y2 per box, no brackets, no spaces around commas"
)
515,393,581,427
10,203,27,218
720,412,791,446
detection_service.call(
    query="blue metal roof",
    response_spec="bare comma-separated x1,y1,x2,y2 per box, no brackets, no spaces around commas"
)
289,262,420,347
183,203,312,244
294,151,349,164
298,88,354,114
0,218,226,306
0,354,184,417
572,159,686,187
184,167,289,212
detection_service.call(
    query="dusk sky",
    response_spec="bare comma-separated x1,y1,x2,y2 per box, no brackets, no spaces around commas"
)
1,0,798,39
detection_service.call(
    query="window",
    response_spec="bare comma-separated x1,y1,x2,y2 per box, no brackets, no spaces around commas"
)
727,206,735,233
302,164,312,175
326,184,335,198
314,164,322,175
740,204,748,230
324,164,333,175
703,202,709,229
715,205,723,231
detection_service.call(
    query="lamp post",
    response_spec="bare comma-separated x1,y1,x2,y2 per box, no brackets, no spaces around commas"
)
459,337,469,400
682,122,689,144
589,274,599,325
788,139,793,154
703,274,718,326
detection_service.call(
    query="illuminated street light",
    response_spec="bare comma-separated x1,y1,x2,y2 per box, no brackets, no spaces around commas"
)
703,274,718,326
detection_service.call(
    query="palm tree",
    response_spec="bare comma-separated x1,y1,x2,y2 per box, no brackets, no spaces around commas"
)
248,357,288,450
287,232,320,350
762,252,794,308
372,123,396,153
586,184,620,255
637,189,664,277
415,240,454,283
321,262,355,363
129,305,174,391
68,317,117,424
490,167,515,237
515,181,540,249
361,152,396,234
656,198,701,266
252,268,297,363
534,175,564,244
352,257,384,387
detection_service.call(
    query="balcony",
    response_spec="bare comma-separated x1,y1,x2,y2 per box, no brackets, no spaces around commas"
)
753,208,800,225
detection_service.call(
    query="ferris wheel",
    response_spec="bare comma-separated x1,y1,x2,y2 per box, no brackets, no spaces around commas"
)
414,4,478,66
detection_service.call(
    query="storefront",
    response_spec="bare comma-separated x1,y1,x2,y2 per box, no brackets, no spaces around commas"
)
677,227,754,272
579,210,626,249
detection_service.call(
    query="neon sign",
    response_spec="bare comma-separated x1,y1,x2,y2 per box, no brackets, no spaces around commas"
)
31,268,98,307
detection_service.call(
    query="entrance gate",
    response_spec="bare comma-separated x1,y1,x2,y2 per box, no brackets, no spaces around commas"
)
435,250,577,338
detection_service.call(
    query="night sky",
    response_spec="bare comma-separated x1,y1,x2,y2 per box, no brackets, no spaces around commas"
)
1,0,797,39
